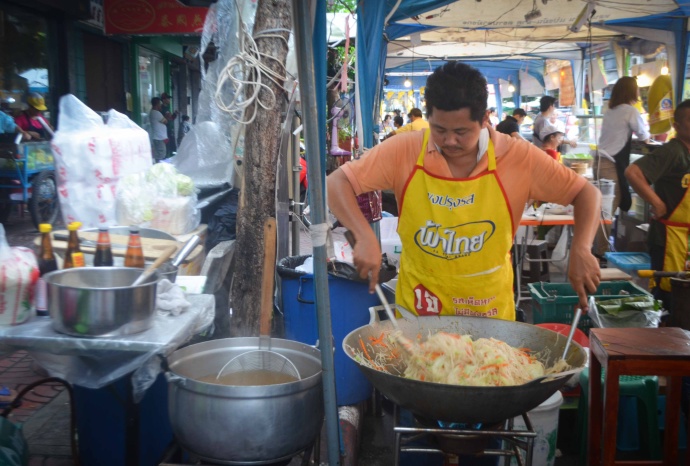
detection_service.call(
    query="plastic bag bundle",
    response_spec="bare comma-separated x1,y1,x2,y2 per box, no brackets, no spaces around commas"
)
0,225,39,326
51,95,152,228
589,295,664,328
116,164,200,235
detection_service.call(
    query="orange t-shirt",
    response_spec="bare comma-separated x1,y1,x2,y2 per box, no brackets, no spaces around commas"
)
340,127,586,231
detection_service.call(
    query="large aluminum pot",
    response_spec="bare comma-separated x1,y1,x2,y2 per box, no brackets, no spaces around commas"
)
44,267,158,337
167,338,323,465
343,309,586,424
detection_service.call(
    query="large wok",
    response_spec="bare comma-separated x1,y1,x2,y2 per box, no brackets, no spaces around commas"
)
343,307,586,424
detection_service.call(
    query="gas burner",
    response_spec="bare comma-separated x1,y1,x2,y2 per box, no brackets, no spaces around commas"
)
393,405,537,466
161,458,293,466
159,443,307,466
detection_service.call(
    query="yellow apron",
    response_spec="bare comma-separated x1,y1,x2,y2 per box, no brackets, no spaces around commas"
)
659,176,690,292
397,130,515,320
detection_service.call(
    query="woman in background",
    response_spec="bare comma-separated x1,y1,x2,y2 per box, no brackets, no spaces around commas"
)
592,76,650,257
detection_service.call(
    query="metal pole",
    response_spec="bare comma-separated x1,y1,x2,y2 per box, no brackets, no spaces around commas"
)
291,2,341,465
291,114,302,256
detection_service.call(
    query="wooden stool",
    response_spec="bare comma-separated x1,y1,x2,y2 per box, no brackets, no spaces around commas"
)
588,327,690,465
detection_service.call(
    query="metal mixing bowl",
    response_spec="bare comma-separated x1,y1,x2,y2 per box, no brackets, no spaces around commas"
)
44,267,158,338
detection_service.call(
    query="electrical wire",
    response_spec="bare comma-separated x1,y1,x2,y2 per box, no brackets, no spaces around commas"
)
214,1,291,125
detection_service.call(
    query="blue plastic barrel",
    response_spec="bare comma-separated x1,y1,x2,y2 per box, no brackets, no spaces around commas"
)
278,255,379,405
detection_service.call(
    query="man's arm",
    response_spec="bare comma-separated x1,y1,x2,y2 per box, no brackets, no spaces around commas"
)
568,182,601,310
625,164,667,218
327,169,382,291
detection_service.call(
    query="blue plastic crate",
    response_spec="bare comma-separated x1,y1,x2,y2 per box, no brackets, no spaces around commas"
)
604,253,652,290
604,252,651,271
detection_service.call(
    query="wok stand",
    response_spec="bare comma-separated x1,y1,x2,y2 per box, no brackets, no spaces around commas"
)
392,404,537,465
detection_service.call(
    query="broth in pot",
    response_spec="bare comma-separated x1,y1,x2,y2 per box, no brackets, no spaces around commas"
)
197,370,299,386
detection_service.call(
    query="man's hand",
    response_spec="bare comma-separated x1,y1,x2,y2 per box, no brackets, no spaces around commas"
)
568,139,578,148
568,246,600,311
351,231,383,292
650,200,668,219
569,181,602,311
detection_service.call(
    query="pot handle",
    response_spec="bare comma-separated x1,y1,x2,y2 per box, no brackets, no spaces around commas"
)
165,372,186,386
368,305,384,324
296,276,315,304
160,356,186,386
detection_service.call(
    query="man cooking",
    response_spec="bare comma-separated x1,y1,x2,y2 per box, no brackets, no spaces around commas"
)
327,62,601,319
625,99,690,310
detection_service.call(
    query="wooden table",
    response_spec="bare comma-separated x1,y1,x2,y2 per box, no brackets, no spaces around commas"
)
588,327,690,465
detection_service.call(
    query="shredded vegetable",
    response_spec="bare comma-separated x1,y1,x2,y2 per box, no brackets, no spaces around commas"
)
403,332,547,386
349,330,571,387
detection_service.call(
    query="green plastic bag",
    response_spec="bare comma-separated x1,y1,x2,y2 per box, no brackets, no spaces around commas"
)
0,416,28,466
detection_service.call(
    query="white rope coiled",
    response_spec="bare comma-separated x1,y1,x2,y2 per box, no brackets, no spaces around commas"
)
214,2,291,125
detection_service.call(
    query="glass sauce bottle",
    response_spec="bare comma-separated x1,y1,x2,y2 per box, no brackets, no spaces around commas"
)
93,227,114,267
63,222,85,269
124,227,145,268
35,223,58,317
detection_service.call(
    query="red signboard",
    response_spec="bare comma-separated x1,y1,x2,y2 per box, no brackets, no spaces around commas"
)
104,0,208,35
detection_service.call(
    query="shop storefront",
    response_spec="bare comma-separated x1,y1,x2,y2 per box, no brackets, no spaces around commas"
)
137,46,166,134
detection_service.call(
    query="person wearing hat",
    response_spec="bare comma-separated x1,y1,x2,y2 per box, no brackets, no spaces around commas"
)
496,108,527,139
15,93,53,140
160,92,178,156
0,97,30,141
384,107,429,139
532,96,577,150
539,121,565,161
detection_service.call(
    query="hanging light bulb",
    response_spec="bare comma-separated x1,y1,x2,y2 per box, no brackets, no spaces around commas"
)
404,77,412,88
661,64,669,76
508,81,516,93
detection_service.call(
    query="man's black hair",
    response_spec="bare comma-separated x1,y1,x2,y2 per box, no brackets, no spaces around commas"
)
151,97,161,106
674,99,690,122
512,108,527,118
425,61,488,122
539,96,557,113
393,116,404,127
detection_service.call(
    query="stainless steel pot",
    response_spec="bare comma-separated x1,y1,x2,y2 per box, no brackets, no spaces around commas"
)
44,267,158,337
166,337,323,465
343,309,586,424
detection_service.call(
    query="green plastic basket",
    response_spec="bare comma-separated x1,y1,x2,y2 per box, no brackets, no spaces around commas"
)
527,281,652,333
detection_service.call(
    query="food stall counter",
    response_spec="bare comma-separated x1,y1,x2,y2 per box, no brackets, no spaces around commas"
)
0,294,214,398
0,294,214,466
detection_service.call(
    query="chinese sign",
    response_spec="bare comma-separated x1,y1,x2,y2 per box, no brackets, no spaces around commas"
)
104,0,207,35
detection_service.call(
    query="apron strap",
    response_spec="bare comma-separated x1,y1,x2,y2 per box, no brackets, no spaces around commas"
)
415,130,430,167
487,139,496,172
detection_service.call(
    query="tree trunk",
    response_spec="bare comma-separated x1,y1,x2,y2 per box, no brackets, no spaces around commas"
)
229,0,291,337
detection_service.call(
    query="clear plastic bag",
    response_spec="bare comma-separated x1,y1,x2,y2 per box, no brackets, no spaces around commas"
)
52,94,152,228
589,295,664,328
0,224,39,326
116,164,200,235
